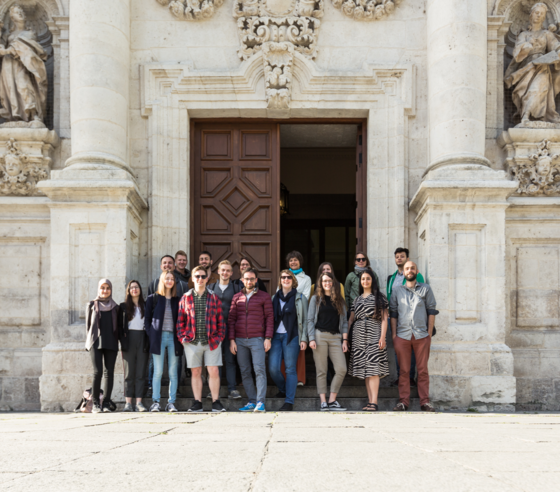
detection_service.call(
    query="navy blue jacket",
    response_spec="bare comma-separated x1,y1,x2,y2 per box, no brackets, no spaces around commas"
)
144,294,184,356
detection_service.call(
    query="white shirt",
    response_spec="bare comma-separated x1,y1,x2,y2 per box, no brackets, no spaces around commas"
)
277,299,287,334
246,289,256,300
218,282,228,292
295,272,312,300
128,306,144,331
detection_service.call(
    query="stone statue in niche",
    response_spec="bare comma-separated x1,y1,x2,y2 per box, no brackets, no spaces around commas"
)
0,138,47,195
0,4,48,127
505,3,560,128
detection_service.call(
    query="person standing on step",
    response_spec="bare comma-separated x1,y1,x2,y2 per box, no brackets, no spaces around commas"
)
310,262,345,299
390,261,438,413
174,250,191,285
387,247,425,389
269,270,309,412
188,251,219,289
348,268,389,411
308,272,348,412
229,268,274,413
145,271,183,413
285,251,311,388
177,265,226,413
119,280,149,412
207,260,242,400
85,279,120,413
345,252,380,317
234,256,268,293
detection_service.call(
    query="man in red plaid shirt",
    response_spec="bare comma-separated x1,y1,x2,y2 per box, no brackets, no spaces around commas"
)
177,265,226,412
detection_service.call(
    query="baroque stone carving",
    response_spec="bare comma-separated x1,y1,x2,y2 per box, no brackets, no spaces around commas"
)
508,139,560,195
331,0,401,21
0,138,47,195
0,4,48,127
505,3,560,128
157,0,224,20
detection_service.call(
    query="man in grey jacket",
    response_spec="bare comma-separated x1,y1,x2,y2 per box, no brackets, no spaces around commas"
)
390,261,438,412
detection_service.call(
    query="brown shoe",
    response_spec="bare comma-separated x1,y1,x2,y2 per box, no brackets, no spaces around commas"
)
421,402,436,412
393,402,408,412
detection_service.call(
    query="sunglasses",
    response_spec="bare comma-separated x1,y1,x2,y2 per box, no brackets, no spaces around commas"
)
281,276,292,280
194,275,207,279
356,258,367,262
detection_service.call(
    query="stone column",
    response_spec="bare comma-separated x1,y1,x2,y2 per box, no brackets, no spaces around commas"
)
64,0,131,173
409,0,518,411
427,0,490,172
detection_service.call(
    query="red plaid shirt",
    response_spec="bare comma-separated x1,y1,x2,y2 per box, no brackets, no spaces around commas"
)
176,289,225,350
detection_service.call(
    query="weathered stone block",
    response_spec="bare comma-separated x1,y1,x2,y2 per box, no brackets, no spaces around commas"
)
471,376,516,405
24,377,40,404
11,349,42,377
1,377,25,403
430,376,471,407
0,350,12,375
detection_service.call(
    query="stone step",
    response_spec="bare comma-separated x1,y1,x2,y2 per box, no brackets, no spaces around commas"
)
142,397,421,412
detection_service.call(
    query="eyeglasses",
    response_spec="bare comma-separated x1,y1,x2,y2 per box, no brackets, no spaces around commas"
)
244,277,257,281
281,276,292,280
194,275,207,279
356,257,367,262
322,280,333,284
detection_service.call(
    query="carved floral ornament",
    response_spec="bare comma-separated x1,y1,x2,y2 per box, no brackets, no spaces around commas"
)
507,139,560,196
0,138,47,196
154,0,402,109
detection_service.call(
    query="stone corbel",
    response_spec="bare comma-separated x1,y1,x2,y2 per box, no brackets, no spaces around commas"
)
331,0,401,21
262,42,294,111
156,0,224,20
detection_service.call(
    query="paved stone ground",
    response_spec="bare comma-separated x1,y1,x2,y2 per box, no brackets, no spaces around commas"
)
1,411,559,491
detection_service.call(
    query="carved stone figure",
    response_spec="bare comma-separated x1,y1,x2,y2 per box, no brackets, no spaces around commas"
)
333,0,399,21
159,0,225,20
505,3,560,128
0,5,48,127
508,139,560,195
0,138,47,195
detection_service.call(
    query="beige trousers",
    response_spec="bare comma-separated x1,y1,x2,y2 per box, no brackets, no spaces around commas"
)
312,330,347,395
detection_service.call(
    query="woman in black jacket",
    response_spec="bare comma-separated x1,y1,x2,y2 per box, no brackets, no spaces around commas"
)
119,280,149,412
85,279,120,413
145,271,184,413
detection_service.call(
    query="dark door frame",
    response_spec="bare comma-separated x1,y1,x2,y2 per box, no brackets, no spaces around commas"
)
190,118,367,273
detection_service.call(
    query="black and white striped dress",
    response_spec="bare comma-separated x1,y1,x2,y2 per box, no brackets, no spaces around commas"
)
348,294,389,379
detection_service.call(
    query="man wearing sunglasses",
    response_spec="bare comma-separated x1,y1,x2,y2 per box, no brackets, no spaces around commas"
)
229,268,274,412
177,265,226,413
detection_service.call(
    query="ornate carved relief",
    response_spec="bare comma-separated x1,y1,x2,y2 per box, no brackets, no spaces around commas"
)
157,0,224,20
508,139,560,195
0,138,47,195
331,0,400,21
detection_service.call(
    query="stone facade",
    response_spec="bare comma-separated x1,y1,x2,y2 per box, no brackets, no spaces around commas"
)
0,0,558,411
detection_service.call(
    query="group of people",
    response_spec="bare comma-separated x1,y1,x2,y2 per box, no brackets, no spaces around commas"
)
85,247,438,413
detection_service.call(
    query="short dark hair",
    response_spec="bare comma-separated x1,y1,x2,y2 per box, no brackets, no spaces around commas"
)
175,250,187,260
199,250,212,260
243,268,258,279
285,250,304,268
160,255,175,264
394,247,409,258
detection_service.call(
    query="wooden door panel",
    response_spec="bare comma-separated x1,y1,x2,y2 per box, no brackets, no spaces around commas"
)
194,123,279,288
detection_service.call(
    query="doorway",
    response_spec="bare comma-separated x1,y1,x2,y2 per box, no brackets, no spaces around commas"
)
280,124,358,283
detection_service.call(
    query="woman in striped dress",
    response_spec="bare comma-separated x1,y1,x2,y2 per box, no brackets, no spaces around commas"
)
348,267,389,411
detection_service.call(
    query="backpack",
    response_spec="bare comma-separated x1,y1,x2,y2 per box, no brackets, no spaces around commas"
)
74,388,104,413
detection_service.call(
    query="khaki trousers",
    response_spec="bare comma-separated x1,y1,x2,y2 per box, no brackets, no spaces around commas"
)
312,330,347,395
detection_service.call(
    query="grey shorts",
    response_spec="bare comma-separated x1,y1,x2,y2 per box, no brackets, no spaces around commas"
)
183,342,223,368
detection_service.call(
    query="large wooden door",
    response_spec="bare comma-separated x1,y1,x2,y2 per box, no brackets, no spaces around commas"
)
193,123,280,291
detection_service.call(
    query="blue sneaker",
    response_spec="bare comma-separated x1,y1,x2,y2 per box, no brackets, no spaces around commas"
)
254,402,266,413
239,402,256,412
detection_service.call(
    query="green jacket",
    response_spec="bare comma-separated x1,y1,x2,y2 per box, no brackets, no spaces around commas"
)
344,269,380,311
386,270,425,303
271,292,309,343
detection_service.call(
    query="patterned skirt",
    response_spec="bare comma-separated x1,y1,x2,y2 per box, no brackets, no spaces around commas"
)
348,317,389,379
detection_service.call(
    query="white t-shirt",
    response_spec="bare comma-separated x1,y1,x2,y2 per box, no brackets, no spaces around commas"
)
128,306,144,331
277,299,287,334
246,289,256,300
218,282,228,292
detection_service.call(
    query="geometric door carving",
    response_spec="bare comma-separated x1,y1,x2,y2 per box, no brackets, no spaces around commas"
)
193,123,280,290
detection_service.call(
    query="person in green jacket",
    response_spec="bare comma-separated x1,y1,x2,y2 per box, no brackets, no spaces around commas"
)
386,247,425,387
344,252,380,314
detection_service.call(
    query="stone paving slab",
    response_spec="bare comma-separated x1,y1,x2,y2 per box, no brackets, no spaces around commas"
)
1,412,560,491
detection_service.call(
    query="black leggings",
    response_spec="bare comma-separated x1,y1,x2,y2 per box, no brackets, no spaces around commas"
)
90,346,118,404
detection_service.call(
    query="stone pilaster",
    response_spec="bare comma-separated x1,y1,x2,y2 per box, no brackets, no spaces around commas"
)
410,0,518,410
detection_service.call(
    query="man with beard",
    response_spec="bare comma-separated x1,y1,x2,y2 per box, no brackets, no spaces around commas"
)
390,261,438,412
188,251,219,289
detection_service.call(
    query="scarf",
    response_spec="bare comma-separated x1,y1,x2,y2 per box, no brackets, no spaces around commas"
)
354,266,368,274
85,279,119,350
273,288,298,343
290,268,303,276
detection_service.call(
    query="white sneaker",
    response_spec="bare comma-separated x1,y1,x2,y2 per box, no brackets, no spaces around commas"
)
149,402,160,412
328,401,347,412
165,402,178,413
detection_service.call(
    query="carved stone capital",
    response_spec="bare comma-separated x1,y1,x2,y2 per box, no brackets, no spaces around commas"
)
157,0,225,20
332,0,401,21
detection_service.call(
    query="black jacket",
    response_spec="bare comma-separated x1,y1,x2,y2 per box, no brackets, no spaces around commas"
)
117,302,149,353
144,294,184,356
207,281,241,323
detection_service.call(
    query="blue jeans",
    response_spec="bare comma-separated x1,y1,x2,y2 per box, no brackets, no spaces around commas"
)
152,332,179,403
268,333,300,404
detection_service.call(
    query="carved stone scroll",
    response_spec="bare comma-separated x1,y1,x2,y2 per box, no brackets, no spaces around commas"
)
331,0,401,21
156,0,224,20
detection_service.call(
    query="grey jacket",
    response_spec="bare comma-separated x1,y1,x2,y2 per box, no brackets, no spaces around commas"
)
271,292,309,343
307,295,348,341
